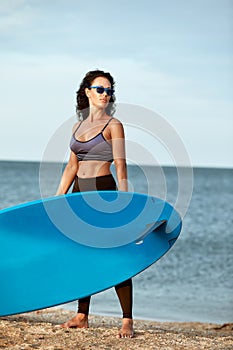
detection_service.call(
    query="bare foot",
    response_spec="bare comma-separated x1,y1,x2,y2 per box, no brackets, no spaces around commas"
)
117,318,134,338
56,313,89,329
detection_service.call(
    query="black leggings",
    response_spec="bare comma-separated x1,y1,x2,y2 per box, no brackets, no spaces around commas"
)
72,174,133,319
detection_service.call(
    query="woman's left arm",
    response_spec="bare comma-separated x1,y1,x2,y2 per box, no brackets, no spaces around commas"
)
110,120,128,192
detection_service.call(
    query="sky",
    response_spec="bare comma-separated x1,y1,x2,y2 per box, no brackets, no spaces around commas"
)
0,0,232,168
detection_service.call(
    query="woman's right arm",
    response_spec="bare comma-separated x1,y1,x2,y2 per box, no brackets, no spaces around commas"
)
55,151,78,195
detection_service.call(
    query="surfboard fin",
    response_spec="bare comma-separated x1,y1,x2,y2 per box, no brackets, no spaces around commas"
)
135,220,167,244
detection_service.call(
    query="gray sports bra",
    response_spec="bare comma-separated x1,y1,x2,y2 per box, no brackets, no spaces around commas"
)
70,118,114,162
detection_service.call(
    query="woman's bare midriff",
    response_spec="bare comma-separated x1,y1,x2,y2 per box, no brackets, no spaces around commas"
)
77,160,112,178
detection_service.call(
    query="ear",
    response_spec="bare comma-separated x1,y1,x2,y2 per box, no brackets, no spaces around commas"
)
85,88,91,98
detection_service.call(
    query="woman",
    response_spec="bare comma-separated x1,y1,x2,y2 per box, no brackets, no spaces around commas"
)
56,70,134,338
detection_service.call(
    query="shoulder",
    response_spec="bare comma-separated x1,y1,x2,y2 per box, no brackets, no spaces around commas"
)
108,117,125,137
72,121,82,134
109,117,124,130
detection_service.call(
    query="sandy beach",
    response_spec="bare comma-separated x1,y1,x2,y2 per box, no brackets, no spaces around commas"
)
0,308,232,350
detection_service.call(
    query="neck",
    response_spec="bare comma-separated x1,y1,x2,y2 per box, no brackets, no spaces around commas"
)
88,107,106,122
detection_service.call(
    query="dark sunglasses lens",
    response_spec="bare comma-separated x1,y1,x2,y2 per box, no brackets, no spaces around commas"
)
96,87,105,94
96,87,114,96
107,89,114,96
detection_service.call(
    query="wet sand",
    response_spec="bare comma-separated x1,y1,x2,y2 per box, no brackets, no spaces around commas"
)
0,308,232,349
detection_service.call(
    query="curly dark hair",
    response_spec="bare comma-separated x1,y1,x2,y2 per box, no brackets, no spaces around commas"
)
76,70,116,120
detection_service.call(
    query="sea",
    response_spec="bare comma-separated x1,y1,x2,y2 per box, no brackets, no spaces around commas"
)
0,161,232,324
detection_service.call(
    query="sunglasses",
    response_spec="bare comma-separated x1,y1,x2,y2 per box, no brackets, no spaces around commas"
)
89,86,115,97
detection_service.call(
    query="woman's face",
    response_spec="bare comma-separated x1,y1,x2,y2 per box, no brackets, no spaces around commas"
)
85,76,112,110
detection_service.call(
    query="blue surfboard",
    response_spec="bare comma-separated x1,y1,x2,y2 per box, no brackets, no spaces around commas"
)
0,191,182,316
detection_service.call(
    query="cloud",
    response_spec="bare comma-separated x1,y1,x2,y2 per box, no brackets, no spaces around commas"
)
0,0,232,166
0,1,37,33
